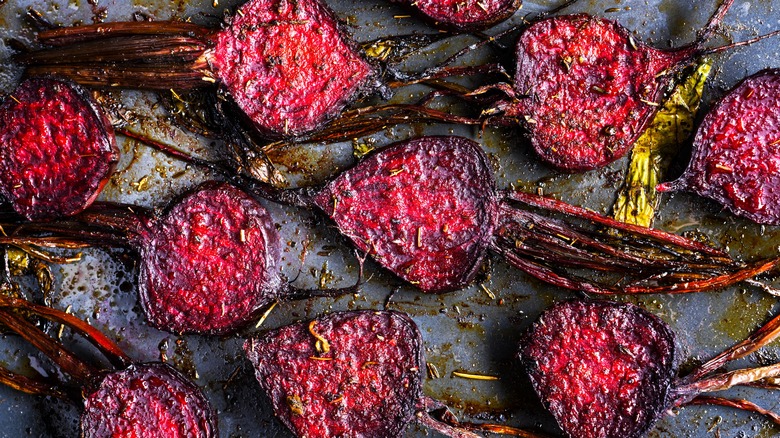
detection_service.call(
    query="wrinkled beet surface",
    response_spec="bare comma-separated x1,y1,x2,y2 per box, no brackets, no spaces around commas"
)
520,300,677,438
312,136,496,293
245,310,424,438
81,363,217,438
507,15,689,171
137,182,282,334
212,0,374,138
0,78,118,220
658,70,780,224
393,0,521,31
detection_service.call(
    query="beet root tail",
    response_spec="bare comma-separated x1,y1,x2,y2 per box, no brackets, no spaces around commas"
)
492,190,780,295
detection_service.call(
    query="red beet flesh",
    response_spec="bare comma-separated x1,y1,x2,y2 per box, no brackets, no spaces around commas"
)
0,78,119,220
244,310,424,437
137,182,282,334
658,70,780,225
393,0,521,31
211,0,375,138
520,300,677,438
81,362,217,438
311,136,496,293
506,14,691,171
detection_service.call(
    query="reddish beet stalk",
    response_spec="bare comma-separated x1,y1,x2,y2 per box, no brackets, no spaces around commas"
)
0,77,119,221
0,292,217,437
261,135,777,295
0,181,359,334
245,310,542,437
520,299,780,438
658,69,780,225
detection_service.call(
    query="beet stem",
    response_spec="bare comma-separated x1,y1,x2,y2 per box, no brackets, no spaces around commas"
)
0,294,131,369
0,367,69,400
694,0,735,45
0,307,97,384
491,244,620,294
622,258,780,294
677,362,780,397
414,410,484,438
699,29,780,56
15,35,209,65
24,62,213,91
492,191,780,295
34,21,213,46
686,311,780,382
686,396,780,427
502,190,727,257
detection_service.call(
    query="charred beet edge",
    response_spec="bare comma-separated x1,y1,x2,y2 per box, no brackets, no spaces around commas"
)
0,293,217,437
658,69,780,225
0,181,360,334
303,136,780,295
520,300,780,438
19,0,376,139
391,0,522,31
0,78,119,220
245,310,539,437
311,136,497,292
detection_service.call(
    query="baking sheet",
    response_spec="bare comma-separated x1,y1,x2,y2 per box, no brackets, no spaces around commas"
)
1,0,780,437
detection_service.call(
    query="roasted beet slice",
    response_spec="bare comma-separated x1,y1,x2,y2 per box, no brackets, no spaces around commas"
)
392,0,522,31
210,0,375,137
520,300,780,438
81,363,217,438
245,310,527,437
0,294,217,437
135,181,284,334
505,13,697,171
520,300,676,438
0,78,118,220
245,310,424,437
658,69,780,225
311,136,497,292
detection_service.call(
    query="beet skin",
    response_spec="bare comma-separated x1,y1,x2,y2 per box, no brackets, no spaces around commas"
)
244,310,424,437
81,363,217,438
0,78,119,220
137,181,282,334
505,14,692,171
658,69,780,225
211,0,375,138
520,300,677,438
311,136,496,293
393,0,522,31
